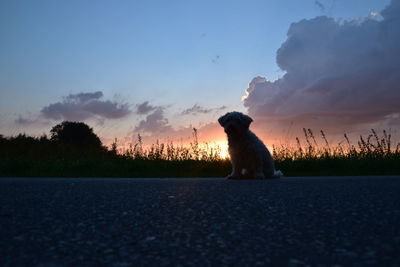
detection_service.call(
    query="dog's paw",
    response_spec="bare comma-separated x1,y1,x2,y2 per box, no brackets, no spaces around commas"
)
273,170,283,178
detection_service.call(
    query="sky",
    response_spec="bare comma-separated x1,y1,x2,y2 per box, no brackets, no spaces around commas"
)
1,0,398,149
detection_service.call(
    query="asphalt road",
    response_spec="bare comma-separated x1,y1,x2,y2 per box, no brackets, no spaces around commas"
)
1,176,400,266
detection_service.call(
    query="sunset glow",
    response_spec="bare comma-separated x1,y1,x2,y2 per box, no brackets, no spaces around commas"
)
213,141,229,159
1,0,398,148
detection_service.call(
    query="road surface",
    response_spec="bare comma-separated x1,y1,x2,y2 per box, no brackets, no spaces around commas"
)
1,176,400,266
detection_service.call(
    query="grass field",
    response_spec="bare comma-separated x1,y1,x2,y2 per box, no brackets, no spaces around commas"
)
0,128,399,177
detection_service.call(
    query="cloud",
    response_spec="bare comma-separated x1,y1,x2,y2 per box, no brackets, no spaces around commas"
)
132,106,227,143
243,0,400,135
135,101,158,115
182,104,212,115
134,108,173,134
14,115,37,125
41,91,131,121
181,104,226,115
65,91,103,103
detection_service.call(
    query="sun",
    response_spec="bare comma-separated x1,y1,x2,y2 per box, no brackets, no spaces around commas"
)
219,149,229,159
213,140,229,159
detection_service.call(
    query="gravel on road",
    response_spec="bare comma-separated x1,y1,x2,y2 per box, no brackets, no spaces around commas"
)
1,176,400,266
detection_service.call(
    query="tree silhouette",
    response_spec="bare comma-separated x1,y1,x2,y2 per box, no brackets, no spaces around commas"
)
50,121,102,149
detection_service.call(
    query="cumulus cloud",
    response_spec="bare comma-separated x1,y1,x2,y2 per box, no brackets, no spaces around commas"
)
134,108,173,134
243,0,400,134
41,91,131,121
131,103,228,145
181,104,226,115
136,101,158,115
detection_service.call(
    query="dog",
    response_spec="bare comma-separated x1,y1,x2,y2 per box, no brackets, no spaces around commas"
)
218,111,283,179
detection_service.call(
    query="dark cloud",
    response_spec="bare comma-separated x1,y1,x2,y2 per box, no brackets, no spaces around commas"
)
84,100,130,119
64,91,103,103
134,108,173,133
243,0,400,134
182,104,212,115
181,104,227,115
136,101,158,115
41,91,131,121
14,115,37,125
133,104,228,141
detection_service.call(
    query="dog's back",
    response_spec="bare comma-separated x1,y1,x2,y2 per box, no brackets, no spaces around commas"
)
245,130,282,178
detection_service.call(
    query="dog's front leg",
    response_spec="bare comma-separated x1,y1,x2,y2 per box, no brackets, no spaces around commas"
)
227,156,243,179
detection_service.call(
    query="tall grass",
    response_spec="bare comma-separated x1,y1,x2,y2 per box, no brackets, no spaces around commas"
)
272,129,400,176
120,129,223,161
0,129,399,177
0,130,230,177
273,128,399,160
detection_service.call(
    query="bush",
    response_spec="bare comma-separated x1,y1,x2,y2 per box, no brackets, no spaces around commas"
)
50,121,102,149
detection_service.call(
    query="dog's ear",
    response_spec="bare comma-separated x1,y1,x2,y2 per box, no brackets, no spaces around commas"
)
218,113,229,126
240,114,253,129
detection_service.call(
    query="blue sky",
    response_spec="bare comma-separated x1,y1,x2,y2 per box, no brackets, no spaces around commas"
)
0,0,394,144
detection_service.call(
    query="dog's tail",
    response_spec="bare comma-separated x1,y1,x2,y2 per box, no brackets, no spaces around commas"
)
273,170,284,178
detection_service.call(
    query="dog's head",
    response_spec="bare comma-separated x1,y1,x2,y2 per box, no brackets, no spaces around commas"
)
218,112,253,135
